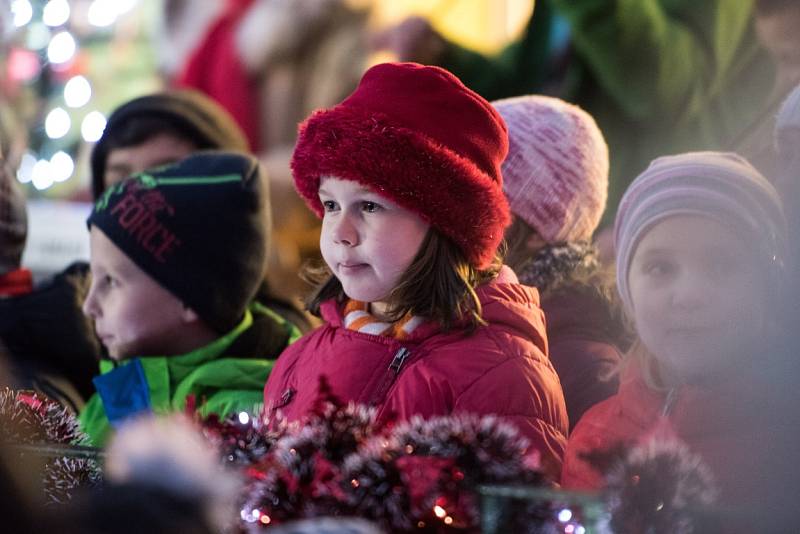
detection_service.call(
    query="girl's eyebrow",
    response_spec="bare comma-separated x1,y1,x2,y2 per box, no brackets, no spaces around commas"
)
318,185,378,197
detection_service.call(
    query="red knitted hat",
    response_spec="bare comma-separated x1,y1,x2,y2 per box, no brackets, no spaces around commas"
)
291,62,510,269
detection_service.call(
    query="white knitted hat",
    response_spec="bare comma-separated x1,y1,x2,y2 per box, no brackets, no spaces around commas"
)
493,95,609,243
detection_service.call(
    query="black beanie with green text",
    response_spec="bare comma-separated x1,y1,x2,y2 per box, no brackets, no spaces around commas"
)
88,151,270,333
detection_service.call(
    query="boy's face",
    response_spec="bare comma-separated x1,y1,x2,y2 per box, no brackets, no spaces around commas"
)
83,227,194,360
104,133,196,191
627,216,767,385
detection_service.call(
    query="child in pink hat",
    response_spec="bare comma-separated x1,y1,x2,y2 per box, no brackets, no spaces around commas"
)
493,95,628,429
563,152,788,525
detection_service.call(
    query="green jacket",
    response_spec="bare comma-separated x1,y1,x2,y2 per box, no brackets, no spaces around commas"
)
440,0,776,224
79,303,301,446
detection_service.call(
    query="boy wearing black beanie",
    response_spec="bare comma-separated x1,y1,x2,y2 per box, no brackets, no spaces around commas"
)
79,151,299,446
89,89,311,333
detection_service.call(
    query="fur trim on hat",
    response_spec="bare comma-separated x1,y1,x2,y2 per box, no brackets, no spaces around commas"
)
292,105,510,269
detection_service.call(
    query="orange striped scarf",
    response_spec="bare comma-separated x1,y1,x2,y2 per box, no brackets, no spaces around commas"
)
342,300,425,340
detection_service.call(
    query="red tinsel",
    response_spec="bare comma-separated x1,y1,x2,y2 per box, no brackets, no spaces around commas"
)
192,378,549,533
0,388,101,504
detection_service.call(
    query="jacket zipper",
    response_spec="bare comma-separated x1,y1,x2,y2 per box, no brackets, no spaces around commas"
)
368,347,411,406
388,347,410,374
662,388,678,417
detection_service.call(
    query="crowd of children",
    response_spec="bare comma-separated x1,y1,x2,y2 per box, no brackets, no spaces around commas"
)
1,15,800,530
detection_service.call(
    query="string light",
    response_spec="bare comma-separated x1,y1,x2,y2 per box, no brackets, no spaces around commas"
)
26,22,51,50
31,159,53,190
115,0,139,16
12,0,33,27
12,0,144,197
81,111,106,142
433,505,447,519
45,107,70,139
17,152,37,184
242,508,271,525
8,48,40,82
43,0,71,27
47,31,76,64
64,75,92,108
50,151,74,182
87,0,118,27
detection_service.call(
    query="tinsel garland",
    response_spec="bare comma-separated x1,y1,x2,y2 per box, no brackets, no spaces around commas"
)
194,379,549,533
584,437,718,533
192,381,720,533
0,388,101,503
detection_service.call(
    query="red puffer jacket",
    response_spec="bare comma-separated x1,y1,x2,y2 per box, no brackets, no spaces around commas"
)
561,358,788,511
264,267,568,479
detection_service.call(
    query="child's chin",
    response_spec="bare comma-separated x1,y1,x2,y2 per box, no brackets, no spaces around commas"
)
341,285,385,304
107,346,132,362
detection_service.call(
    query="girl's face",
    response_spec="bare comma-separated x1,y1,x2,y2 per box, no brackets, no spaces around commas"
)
628,215,768,385
319,177,429,313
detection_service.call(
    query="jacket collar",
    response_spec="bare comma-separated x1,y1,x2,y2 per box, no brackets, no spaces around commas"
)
318,266,547,350
614,355,765,430
99,308,253,384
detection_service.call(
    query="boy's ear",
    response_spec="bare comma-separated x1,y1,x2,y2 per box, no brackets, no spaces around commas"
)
181,305,200,324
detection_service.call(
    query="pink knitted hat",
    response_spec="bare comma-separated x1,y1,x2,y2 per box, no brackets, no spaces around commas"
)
492,95,609,243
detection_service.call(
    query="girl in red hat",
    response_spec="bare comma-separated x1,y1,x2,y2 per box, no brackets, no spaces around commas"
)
263,62,568,480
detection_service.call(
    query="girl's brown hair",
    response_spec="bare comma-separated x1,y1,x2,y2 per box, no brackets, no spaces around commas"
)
615,339,668,391
303,229,503,331
502,215,538,275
